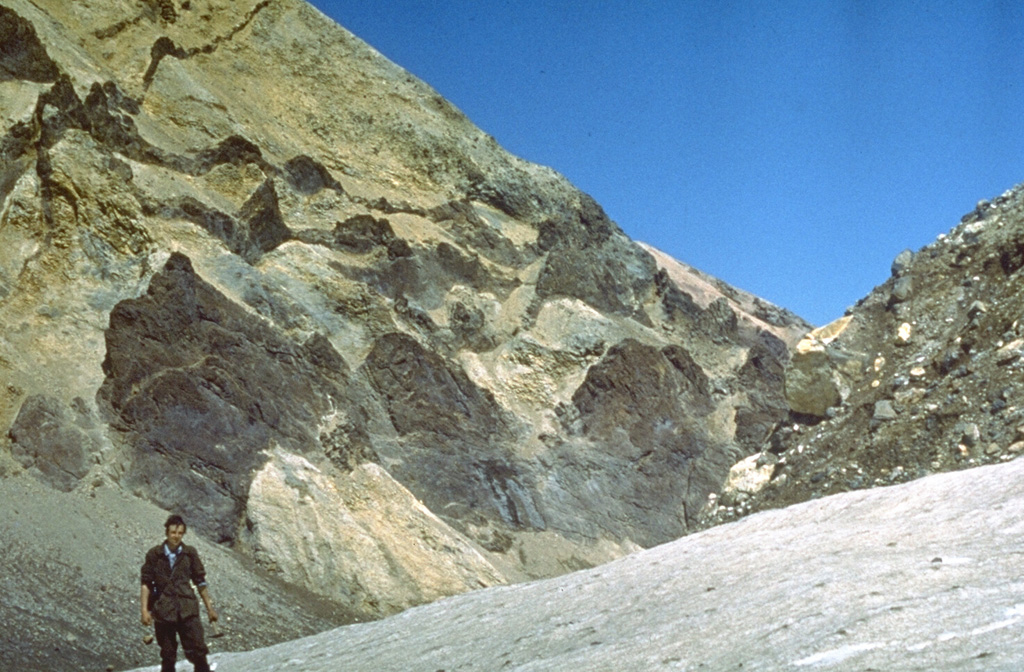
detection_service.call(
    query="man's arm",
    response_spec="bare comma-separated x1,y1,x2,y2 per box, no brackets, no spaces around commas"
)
140,583,152,626
140,550,155,626
189,548,218,622
198,585,218,622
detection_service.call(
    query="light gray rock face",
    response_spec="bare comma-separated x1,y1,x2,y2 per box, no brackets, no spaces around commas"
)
8,394,107,491
127,456,1024,672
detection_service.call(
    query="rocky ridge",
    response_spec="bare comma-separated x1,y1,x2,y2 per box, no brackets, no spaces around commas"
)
0,1,808,669
704,183,1024,526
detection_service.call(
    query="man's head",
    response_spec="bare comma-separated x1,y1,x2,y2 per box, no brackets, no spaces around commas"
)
164,514,187,549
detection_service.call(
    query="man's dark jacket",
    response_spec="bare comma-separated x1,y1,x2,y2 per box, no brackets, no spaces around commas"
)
140,543,207,622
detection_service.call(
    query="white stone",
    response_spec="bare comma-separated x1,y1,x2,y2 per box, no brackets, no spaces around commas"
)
721,453,775,505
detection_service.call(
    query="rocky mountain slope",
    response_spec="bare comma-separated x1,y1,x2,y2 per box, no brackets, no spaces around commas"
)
0,1,810,669
129,456,1024,672
700,184,1024,528
9,1,1023,670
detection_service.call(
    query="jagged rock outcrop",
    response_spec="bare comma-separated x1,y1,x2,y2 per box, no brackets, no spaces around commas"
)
0,1,808,668
0,5,59,82
96,252,373,542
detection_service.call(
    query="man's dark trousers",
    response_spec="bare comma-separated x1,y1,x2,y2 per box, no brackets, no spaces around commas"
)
155,615,211,672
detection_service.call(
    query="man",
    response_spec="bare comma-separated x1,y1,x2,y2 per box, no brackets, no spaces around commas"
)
141,514,219,672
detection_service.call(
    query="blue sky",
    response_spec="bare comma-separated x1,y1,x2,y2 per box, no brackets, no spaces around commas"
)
309,1,1024,326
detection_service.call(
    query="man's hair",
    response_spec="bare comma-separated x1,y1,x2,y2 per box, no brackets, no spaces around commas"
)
164,514,187,533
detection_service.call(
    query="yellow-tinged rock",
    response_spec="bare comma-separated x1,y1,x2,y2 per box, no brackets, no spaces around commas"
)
795,315,854,354
996,339,1024,364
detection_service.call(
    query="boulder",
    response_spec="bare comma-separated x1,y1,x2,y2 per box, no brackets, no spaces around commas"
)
720,452,775,505
896,322,913,345
891,248,914,276
959,422,981,447
785,341,842,417
873,400,898,421
891,275,913,303
784,316,859,417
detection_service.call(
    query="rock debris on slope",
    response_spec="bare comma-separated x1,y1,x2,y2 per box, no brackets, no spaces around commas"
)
704,184,1024,528
0,474,353,672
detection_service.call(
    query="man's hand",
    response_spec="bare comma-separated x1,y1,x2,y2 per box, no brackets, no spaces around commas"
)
208,605,219,623
141,609,153,627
